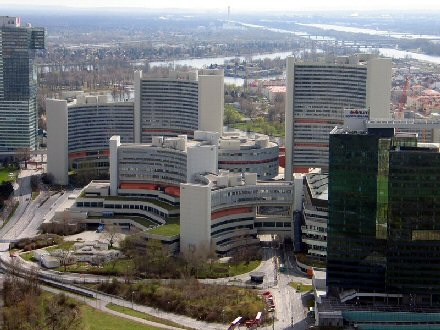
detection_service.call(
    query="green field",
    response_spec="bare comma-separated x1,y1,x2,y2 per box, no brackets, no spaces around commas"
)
107,303,194,330
232,118,284,137
83,303,163,330
146,223,180,237
57,259,134,276
289,281,313,293
20,251,35,262
0,167,17,182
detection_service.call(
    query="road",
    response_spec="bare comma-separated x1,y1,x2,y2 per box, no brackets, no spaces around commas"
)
0,168,78,245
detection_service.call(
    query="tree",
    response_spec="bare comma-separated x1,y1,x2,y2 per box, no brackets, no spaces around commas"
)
224,105,243,126
50,244,74,271
0,181,14,200
15,147,31,169
100,223,122,248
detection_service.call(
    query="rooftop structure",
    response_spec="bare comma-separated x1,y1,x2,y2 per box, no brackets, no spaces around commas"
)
218,131,279,179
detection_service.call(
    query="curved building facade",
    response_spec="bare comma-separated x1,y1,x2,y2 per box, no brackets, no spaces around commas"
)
47,97,134,184
218,132,279,180
180,172,303,255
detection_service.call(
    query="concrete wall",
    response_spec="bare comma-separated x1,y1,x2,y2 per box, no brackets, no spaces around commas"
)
285,56,295,181
46,99,69,185
180,183,212,257
109,136,120,196
186,144,218,183
134,70,142,143
198,69,224,135
367,58,392,120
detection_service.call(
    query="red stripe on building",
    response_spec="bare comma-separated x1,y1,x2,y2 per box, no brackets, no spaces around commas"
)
295,119,342,125
294,143,328,148
218,157,278,165
211,207,253,220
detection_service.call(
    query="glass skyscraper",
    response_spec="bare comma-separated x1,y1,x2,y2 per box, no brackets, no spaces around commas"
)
0,16,44,153
328,127,440,303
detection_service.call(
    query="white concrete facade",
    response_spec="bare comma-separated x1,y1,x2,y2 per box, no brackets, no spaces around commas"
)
109,136,120,196
47,99,69,185
180,183,212,256
285,54,392,180
198,69,224,135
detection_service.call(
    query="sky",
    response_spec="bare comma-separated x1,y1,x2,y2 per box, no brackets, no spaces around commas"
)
4,0,440,12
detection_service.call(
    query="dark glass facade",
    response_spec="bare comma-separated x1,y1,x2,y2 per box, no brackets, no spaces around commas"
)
0,21,44,152
328,130,440,300
327,133,386,292
386,145,440,296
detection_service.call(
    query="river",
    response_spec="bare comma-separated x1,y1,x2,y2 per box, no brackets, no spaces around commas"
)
149,51,293,86
297,23,440,41
231,21,440,65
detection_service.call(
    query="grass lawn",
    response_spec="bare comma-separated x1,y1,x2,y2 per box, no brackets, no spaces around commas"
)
20,251,36,262
0,167,17,182
232,119,284,137
82,302,163,330
289,281,313,293
228,260,261,276
106,303,195,330
146,223,180,237
45,241,76,252
58,259,134,276
32,191,40,200
197,260,261,279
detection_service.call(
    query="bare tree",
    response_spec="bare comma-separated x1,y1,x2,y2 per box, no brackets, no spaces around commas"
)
15,148,31,169
50,245,74,272
100,223,122,248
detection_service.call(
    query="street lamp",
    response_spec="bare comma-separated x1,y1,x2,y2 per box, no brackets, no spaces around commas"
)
131,291,135,309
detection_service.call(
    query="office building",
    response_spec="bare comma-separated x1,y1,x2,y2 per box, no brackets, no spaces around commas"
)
48,69,224,184
134,69,224,143
47,132,301,256
317,127,440,327
47,96,134,185
0,16,44,153
47,89,279,184
285,54,392,180
327,127,440,300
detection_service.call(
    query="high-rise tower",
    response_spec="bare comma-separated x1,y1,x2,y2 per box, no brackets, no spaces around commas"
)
0,16,44,153
285,54,391,180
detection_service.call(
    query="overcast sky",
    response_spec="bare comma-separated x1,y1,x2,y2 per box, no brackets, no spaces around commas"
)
3,0,440,12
